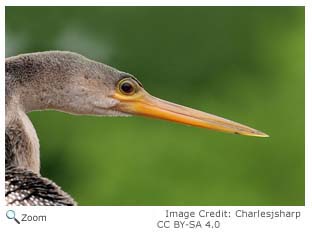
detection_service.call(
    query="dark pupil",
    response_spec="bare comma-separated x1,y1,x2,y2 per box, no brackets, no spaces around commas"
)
121,82,134,93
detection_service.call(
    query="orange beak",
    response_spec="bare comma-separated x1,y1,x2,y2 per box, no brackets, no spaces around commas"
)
112,89,268,137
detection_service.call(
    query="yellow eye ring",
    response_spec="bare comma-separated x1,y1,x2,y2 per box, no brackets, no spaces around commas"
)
118,78,137,95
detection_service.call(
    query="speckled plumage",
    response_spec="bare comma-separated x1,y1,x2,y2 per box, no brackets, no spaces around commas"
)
5,51,133,206
6,166,76,206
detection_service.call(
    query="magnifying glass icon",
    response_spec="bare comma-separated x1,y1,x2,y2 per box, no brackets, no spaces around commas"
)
6,210,20,224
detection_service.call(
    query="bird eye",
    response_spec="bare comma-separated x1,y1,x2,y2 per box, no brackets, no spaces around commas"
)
118,78,137,95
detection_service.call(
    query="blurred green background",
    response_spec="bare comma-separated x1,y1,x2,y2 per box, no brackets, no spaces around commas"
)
5,7,304,205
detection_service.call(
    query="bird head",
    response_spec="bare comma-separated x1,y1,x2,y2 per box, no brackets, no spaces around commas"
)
22,51,267,137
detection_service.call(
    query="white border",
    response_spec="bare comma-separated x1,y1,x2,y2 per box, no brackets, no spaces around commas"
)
1,1,310,232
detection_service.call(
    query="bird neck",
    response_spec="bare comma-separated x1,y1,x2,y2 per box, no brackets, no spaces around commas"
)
5,53,62,174
5,51,93,174
5,51,86,174
5,103,40,174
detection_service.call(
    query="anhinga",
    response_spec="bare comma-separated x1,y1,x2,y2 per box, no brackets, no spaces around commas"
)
5,51,268,206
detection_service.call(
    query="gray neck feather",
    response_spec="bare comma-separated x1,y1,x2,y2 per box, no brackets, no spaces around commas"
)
6,107,40,173
5,51,118,174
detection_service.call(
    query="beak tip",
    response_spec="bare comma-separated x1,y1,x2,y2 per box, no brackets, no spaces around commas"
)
253,131,270,138
235,129,269,137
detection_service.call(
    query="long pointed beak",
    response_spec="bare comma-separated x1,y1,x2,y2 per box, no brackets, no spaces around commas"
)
113,90,268,137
